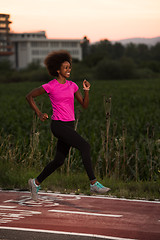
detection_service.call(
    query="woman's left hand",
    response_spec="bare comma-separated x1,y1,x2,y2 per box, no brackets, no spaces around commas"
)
83,79,91,90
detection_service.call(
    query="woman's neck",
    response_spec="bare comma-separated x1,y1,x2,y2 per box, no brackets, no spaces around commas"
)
56,76,66,84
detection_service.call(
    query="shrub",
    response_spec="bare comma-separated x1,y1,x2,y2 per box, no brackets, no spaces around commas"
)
94,57,136,80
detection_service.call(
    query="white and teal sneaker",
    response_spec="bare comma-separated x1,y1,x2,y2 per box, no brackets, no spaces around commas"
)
28,178,41,201
90,181,110,194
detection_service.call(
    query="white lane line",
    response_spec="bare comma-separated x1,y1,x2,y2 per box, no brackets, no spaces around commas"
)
0,209,42,224
37,192,160,203
4,199,14,203
0,220,12,223
0,209,41,214
48,209,122,217
0,205,17,209
4,197,60,207
1,190,160,204
1,217,19,221
0,226,137,240
40,192,160,204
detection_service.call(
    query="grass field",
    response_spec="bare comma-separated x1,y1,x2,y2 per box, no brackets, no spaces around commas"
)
0,78,160,199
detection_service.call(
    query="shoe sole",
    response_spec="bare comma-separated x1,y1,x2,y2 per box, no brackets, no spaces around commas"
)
28,179,38,201
91,188,111,194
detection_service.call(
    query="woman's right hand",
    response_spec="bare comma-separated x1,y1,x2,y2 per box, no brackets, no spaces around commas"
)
38,113,49,122
83,79,90,90
26,86,47,120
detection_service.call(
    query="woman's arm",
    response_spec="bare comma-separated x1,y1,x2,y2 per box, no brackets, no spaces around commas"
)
26,86,48,121
75,80,91,109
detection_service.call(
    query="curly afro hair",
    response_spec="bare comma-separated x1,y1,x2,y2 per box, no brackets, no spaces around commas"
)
44,50,72,77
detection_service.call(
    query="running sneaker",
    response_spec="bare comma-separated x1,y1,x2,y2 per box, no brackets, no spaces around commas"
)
90,181,110,194
28,178,41,201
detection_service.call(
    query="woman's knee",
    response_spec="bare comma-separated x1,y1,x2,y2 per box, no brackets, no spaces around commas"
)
50,157,65,170
81,140,90,152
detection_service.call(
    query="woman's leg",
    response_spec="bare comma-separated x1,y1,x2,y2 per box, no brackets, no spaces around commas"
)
50,121,96,181
29,120,110,199
37,139,70,183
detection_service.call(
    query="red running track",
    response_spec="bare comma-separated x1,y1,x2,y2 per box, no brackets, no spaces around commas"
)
0,190,159,240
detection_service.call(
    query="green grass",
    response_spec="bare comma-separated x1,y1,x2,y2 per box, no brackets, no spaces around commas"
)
0,78,160,199
0,161,159,200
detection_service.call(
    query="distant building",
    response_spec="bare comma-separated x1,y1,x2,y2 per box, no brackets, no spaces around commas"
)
0,14,13,58
9,31,83,69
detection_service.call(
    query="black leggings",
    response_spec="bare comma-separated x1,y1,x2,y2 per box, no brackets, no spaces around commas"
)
37,120,96,183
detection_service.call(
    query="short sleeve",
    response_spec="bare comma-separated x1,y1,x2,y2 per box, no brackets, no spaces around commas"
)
72,82,79,93
42,82,51,94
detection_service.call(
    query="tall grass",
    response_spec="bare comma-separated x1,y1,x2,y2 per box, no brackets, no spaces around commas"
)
0,97,159,182
0,79,160,187
96,96,160,181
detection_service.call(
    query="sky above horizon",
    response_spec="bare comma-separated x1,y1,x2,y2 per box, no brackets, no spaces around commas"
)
1,0,160,42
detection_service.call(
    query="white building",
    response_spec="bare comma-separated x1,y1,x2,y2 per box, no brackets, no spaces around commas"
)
9,31,82,69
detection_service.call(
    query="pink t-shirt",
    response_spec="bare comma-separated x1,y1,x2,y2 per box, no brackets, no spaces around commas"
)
42,79,79,121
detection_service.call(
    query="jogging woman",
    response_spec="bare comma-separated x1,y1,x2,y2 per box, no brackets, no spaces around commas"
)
26,50,110,200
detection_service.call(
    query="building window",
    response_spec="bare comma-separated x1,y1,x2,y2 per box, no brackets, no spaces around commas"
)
20,42,27,48
0,23,7,28
32,50,49,55
61,42,69,47
61,41,78,48
32,58,41,63
71,42,78,47
50,41,59,47
32,50,39,55
31,41,48,47
0,17,7,21
69,50,79,55
0,48,7,52
0,42,7,46
0,29,8,33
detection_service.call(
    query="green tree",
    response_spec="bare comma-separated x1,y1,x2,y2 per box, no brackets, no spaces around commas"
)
81,36,90,59
94,57,136,80
150,43,160,61
137,44,150,61
124,43,138,60
0,59,12,73
25,60,41,71
83,39,112,67
112,42,125,59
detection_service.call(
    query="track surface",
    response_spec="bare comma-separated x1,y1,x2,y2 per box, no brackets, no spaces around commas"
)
0,190,159,240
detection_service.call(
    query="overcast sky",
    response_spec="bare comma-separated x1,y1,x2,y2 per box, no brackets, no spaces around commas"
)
1,0,160,42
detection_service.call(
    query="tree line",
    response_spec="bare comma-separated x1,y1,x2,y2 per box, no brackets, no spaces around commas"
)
0,37,160,83
78,37,160,80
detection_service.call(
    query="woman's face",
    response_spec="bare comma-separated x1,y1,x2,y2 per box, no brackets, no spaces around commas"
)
58,61,71,78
